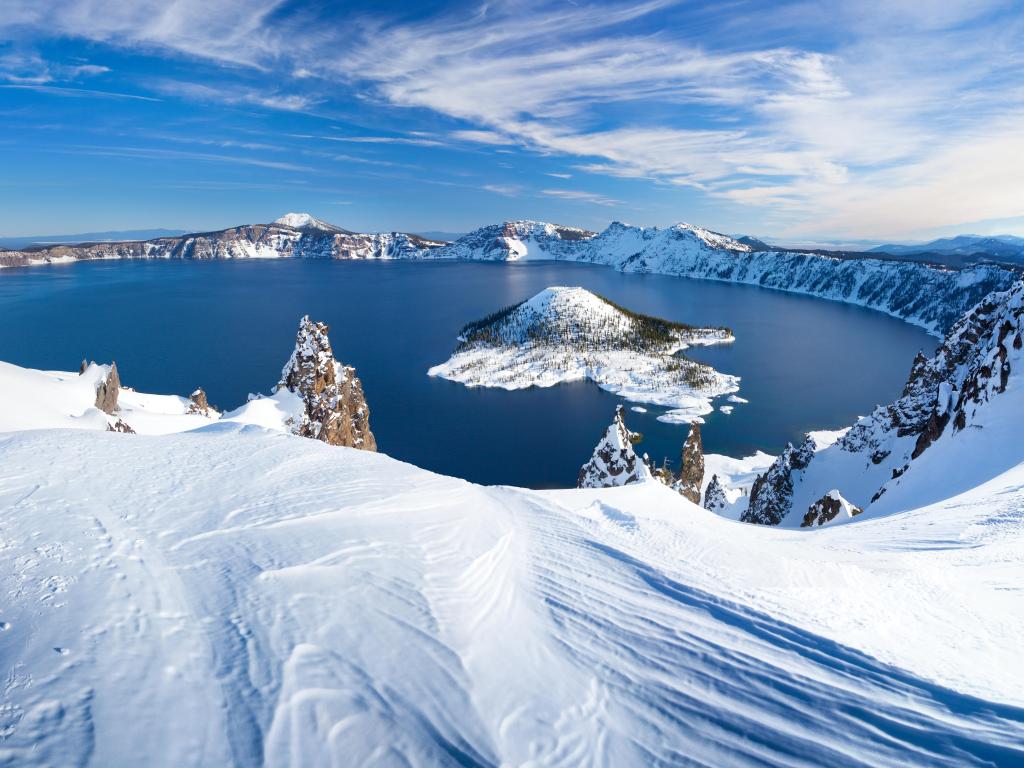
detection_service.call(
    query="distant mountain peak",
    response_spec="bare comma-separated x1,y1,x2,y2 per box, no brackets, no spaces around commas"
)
273,213,342,231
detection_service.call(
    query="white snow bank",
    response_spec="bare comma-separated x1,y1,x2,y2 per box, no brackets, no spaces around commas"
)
0,428,1020,766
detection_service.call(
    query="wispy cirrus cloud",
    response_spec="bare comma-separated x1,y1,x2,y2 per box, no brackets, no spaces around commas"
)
542,189,621,207
2,0,1024,237
150,79,319,112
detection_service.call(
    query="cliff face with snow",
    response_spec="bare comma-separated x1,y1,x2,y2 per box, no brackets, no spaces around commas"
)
742,278,1024,527
0,213,444,267
427,220,1018,334
429,286,738,419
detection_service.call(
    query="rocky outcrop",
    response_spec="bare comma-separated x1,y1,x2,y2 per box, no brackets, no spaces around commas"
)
801,491,862,527
94,363,120,415
187,388,212,416
276,316,377,451
741,436,815,525
674,423,704,503
703,474,728,513
578,406,652,488
106,418,135,434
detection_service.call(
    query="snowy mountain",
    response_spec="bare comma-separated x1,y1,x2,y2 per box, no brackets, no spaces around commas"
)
434,220,597,261
742,277,1024,527
272,212,346,231
871,234,1024,264
428,286,738,421
428,221,1020,334
0,213,445,266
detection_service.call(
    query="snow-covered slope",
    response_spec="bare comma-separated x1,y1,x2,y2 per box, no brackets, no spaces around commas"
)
272,212,345,232
1,425,1022,766
429,286,738,421
742,278,1024,527
433,220,596,261
0,214,445,267
428,221,1019,334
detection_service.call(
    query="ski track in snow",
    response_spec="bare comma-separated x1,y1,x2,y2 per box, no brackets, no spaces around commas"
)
1,428,1022,766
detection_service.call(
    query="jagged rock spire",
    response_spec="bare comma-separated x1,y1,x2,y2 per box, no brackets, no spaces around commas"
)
577,405,652,488
187,388,212,417
674,422,704,503
276,315,377,451
93,362,120,415
704,474,728,513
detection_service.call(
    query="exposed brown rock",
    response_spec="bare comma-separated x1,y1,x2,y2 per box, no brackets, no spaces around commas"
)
106,418,135,434
276,316,377,451
94,363,120,415
187,388,212,416
675,422,704,504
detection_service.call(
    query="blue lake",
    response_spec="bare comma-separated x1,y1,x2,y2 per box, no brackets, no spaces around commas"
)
0,259,936,487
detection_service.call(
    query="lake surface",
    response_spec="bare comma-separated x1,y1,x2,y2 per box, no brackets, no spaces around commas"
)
0,259,936,488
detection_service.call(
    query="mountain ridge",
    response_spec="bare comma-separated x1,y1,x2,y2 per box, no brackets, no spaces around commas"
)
2,214,1020,334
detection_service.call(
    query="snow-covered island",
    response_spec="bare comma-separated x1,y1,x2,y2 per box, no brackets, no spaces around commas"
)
428,286,739,422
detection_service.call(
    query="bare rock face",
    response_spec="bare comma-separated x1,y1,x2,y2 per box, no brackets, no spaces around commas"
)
742,435,815,526
674,423,704,503
94,363,120,415
703,474,728,513
187,388,212,416
276,316,377,451
801,490,862,527
578,405,651,488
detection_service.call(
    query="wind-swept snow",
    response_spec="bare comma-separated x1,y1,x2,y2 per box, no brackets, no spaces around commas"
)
429,286,738,419
0,427,1021,766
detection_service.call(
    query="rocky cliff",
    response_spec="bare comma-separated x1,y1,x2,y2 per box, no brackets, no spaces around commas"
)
741,277,1024,527
276,316,377,451
427,221,1018,334
578,406,652,488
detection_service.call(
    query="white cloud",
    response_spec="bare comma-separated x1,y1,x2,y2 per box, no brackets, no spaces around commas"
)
542,189,621,207
451,129,515,146
150,80,318,112
4,0,1024,236
545,172,572,179
482,184,522,196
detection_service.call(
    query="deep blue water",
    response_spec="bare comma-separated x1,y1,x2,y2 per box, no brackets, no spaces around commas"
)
0,259,936,488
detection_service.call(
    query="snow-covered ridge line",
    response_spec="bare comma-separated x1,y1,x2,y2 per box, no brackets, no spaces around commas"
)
3,214,1017,334
0,212,447,266
429,286,738,422
429,220,1020,335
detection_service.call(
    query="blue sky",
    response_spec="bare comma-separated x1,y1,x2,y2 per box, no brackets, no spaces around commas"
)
1,0,1022,242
